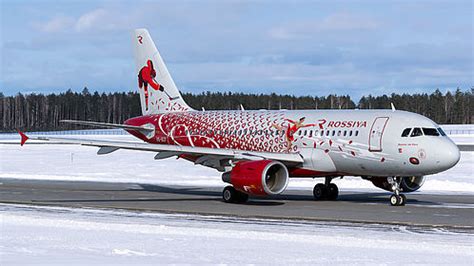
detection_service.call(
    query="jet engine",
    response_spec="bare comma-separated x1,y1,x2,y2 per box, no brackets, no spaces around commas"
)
222,160,289,196
369,176,426,192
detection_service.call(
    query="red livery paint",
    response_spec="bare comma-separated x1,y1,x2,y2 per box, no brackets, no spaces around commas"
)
229,160,273,195
125,111,292,153
288,168,338,177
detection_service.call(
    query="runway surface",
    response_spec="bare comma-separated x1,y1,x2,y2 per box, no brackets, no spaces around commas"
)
0,178,473,230
458,144,474,151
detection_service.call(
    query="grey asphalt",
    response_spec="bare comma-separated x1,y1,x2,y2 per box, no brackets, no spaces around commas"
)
458,145,474,151
0,178,473,230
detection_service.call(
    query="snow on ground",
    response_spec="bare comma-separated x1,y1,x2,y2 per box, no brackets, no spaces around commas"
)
0,204,472,265
0,132,473,194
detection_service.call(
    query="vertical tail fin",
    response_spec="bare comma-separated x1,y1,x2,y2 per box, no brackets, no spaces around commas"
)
132,29,192,114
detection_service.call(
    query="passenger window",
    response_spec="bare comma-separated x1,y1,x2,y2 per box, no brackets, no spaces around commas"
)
411,128,423,137
337,130,341,136
349,131,352,137
401,128,411,137
309,130,313,138
304,130,307,136
326,130,330,136
422,128,440,136
332,130,335,136
343,131,347,137
355,130,359,137
437,127,447,136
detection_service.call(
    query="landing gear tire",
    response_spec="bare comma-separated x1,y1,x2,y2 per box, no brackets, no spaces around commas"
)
387,177,407,206
399,194,406,206
222,186,248,203
390,194,399,206
313,183,327,200
390,194,406,206
327,183,339,200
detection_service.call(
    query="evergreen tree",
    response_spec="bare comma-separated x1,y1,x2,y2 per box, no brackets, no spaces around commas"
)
0,89,472,132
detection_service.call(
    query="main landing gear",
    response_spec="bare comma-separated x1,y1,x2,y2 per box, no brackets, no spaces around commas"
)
222,186,249,203
387,177,406,206
313,177,339,201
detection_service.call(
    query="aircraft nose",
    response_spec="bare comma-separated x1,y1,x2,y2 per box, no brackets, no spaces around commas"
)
436,141,460,171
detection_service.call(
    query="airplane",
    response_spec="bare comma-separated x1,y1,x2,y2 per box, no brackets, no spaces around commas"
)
18,28,461,206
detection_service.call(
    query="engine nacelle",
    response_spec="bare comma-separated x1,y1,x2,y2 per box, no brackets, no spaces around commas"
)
222,160,289,196
369,176,426,192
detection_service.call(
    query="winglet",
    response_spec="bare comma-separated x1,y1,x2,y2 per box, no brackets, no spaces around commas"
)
17,130,29,146
390,102,396,112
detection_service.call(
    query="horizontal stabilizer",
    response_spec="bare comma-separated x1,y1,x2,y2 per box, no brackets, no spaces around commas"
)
60,120,154,132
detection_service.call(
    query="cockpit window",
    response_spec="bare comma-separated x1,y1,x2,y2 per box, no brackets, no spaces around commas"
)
401,128,411,137
437,127,447,136
422,128,440,136
410,127,423,137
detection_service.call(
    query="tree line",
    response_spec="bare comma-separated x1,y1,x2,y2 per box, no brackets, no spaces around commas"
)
0,88,472,132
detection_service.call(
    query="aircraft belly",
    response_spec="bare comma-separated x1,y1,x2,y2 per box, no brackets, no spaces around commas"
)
309,149,337,172
328,148,399,176
298,148,314,169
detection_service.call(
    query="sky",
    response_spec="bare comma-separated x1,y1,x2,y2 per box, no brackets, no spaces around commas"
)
0,0,472,99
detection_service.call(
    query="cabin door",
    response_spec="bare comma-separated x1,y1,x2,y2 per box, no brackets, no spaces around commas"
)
369,117,389,152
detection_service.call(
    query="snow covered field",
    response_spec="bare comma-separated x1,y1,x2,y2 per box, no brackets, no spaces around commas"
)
0,133,472,194
1,204,472,265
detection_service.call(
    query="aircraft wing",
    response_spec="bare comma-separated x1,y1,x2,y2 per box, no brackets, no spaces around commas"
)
18,131,303,171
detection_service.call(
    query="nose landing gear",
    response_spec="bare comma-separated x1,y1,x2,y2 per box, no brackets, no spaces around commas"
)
313,177,339,201
389,194,406,206
387,177,406,206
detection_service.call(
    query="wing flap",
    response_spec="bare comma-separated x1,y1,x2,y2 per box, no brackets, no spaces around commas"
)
154,151,181,160
97,146,120,155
